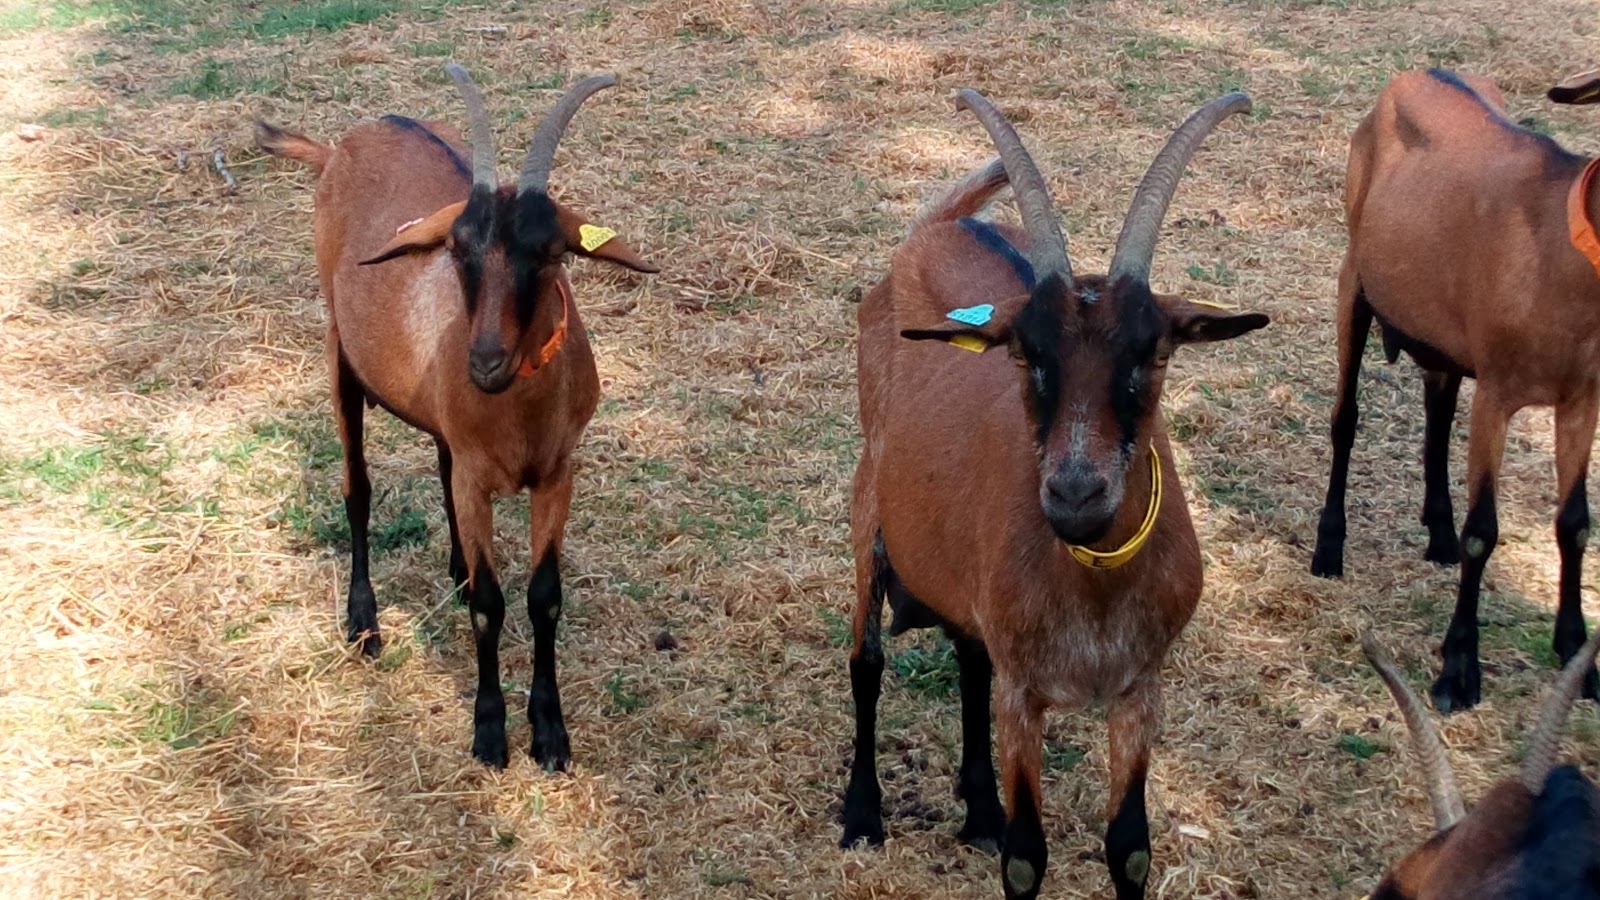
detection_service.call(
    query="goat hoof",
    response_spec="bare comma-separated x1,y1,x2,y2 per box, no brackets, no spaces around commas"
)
1430,665,1481,714
839,820,885,849
957,808,1005,854
473,723,509,769
1309,545,1344,579
346,625,382,658
1424,536,1461,566
531,725,571,773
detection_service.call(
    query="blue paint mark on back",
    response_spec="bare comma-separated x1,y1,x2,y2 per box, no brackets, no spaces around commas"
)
1426,69,1577,161
958,217,1035,288
381,114,471,179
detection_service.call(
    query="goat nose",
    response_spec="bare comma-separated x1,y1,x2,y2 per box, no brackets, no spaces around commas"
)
1048,472,1108,510
469,346,510,382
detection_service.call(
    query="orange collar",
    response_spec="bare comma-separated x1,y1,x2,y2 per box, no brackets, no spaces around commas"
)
1568,157,1600,283
517,276,571,377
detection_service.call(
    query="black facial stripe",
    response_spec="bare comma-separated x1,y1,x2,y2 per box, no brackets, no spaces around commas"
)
1012,274,1068,446
451,186,496,313
1109,277,1164,449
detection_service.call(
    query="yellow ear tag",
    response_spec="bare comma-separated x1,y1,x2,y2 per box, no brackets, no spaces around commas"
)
949,334,988,353
1189,299,1239,310
578,223,617,252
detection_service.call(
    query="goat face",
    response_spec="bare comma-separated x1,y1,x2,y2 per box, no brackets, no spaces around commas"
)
358,66,657,395
905,274,1263,545
450,187,563,393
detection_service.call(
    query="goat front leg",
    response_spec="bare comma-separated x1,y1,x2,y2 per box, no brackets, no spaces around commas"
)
1432,390,1509,713
996,682,1047,900
840,532,887,848
526,465,575,771
332,339,379,658
1106,679,1159,900
1312,266,1374,578
1420,369,1462,565
1552,394,1600,701
952,633,1004,852
452,471,507,768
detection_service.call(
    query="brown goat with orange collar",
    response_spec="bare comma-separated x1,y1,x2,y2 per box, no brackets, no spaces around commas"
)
840,90,1266,899
1310,68,1600,714
1361,626,1600,900
257,64,656,769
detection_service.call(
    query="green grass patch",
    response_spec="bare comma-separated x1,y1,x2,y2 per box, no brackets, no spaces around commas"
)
602,671,647,715
1336,733,1384,760
135,685,238,750
820,608,852,648
890,640,960,698
1185,261,1238,286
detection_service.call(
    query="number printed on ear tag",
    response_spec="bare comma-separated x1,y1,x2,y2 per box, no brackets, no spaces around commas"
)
579,223,617,252
946,303,995,327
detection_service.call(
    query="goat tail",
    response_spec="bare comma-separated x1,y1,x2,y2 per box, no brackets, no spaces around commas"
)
255,120,332,174
910,157,1009,231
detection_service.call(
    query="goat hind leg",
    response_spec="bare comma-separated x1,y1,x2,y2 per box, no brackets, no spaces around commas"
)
1420,370,1462,565
1312,269,1374,578
1552,396,1599,700
332,343,379,657
841,531,888,848
436,438,467,596
952,633,1004,853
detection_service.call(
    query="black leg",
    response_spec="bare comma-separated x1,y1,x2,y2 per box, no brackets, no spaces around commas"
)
1421,370,1462,565
334,350,379,657
435,438,467,596
1433,477,1495,713
468,556,508,768
1002,777,1048,900
952,634,1004,853
527,548,571,771
1312,280,1373,578
841,536,888,848
1553,478,1600,700
1106,769,1151,900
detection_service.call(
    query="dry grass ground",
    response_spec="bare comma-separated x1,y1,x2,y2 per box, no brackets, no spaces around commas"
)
3,0,1600,896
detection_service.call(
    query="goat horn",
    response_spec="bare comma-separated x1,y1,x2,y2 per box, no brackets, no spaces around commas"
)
953,89,1072,287
1108,92,1251,286
444,64,498,193
1361,631,1466,830
1521,626,1600,793
518,74,619,196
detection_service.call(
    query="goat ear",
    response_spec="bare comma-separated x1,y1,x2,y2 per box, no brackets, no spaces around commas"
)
358,201,467,265
1157,294,1269,345
554,205,659,274
1550,69,1600,105
899,325,1010,353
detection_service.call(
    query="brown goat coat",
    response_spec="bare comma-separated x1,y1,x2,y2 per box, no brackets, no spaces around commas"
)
1375,782,1534,900
1320,70,1600,709
311,120,598,520
853,212,1205,864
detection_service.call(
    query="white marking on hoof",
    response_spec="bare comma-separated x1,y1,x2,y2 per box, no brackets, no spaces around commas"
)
473,611,489,633
1464,536,1486,559
1005,858,1037,894
1125,850,1150,884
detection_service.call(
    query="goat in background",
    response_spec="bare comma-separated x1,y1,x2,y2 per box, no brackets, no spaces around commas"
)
257,64,657,769
1310,68,1600,712
1362,627,1600,899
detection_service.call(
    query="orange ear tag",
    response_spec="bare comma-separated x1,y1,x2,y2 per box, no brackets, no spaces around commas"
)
949,334,988,353
578,223,616,252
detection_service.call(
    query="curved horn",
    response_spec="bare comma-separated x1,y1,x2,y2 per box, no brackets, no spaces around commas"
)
517,74,619,196
444,63,498,192
1108,92,1252,286
1521,626,1600,792
1361,631,1466,830
953,89,1072,286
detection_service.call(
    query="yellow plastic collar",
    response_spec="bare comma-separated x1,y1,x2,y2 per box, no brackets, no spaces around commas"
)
1067,445,1162,570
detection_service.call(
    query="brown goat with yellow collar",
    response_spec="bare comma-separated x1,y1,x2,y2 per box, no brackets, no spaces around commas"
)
840,89,1266,899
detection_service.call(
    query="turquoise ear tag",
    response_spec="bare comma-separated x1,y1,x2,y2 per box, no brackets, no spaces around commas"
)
946,303,994,327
